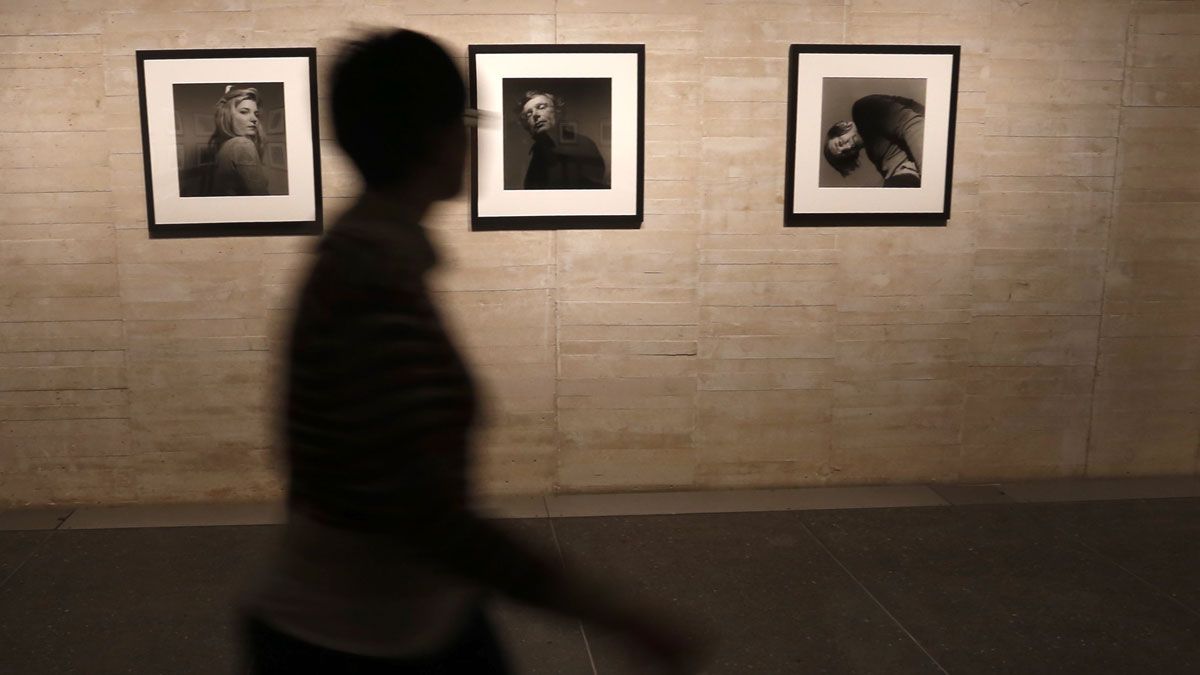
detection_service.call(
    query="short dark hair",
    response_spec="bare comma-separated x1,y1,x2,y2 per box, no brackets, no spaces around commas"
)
822,120,860,177
331,30,465,188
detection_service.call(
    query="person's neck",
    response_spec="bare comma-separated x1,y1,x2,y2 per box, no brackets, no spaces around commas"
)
363,182,434,225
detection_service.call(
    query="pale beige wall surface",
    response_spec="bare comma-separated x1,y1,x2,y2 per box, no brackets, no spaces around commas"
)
1,0,1196,506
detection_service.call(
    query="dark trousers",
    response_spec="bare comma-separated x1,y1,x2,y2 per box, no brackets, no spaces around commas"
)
243,608,511,674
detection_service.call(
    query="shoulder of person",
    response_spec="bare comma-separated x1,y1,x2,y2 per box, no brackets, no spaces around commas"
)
558,133,602,159
855,94,920,114
852,95,891,116
575,133,600,152
298,233,390,313
215,136,257,160
326,224,434,290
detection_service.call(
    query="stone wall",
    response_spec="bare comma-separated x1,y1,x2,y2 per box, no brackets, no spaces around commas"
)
1,0,1197,505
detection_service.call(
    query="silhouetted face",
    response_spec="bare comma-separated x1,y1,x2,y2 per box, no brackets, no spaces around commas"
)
825,121,863,159
231,98,259,137
520,94,557,137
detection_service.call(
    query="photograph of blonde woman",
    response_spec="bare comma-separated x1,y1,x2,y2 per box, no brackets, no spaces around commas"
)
172,82,289,197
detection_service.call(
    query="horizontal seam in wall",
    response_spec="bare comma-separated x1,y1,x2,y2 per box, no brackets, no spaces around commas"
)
967,313,1102,318
0,262,116,267
0,129,108,133
0,262,118,267
0,33,102,38
1,416,130,422
979,134,1122,139
980,175,1118,179
0,190,113,195
0,294,123,299
0,387,128,393
965,365,1092,370
429,288,554,295
0,65,105,70
0,323,122,329
0,294,120,299
698,357,837,363
697,389,833,394
0,129,106,134
830,326,969,330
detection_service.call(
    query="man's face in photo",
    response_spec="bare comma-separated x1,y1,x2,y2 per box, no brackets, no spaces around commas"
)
521,94,558,137
826,122,863,160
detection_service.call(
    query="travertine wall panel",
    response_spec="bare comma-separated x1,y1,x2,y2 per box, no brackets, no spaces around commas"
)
693,1,845,489
548,7,704,491
0,4,128,504
1089,1,1200,478
1,0,1196,505
831,1,986,484
960,0,1131,480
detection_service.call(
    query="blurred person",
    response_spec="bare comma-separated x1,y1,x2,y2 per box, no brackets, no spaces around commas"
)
517,90,608,189
241,29,707,674
823,94,924,188
207,85,270,196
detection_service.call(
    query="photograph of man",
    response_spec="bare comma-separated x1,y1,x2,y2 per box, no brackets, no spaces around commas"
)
819,77,927,189
502,78,611,190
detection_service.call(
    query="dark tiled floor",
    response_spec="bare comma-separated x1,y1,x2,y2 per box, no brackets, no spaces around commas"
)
552,512,940,674
1029,498,1200,613
490,519,595,675
803,503,1200,674
1,499,1198,674
0,530,51,584
0,526,277,674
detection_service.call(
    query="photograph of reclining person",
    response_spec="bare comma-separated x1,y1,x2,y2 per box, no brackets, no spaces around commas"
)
819,77,926,189
502,78,611,190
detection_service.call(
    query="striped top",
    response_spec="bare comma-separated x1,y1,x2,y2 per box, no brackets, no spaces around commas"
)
249,194,551,656
285,196,475,530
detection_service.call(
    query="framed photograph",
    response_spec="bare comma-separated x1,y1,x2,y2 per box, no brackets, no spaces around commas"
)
136,48,322,238
785,44,960,224
469,44,645,230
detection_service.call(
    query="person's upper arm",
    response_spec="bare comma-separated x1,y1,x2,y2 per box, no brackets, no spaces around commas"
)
855,96,924,171
229,137,270,194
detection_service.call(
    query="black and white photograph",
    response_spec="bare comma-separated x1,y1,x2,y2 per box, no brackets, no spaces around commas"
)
819,77,927,189
136,48,321,238
470,44,644,230
786,45,959,223
173,81,288,197
502,78,612,190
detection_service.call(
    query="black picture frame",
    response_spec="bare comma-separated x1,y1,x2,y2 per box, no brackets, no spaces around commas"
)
784,44,960,225
135,47,322,239
469,44,645,231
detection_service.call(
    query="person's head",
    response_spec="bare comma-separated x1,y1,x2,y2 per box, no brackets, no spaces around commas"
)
822,120,863,177
212,86,264,154
332,29,467,196
517,91,561,138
